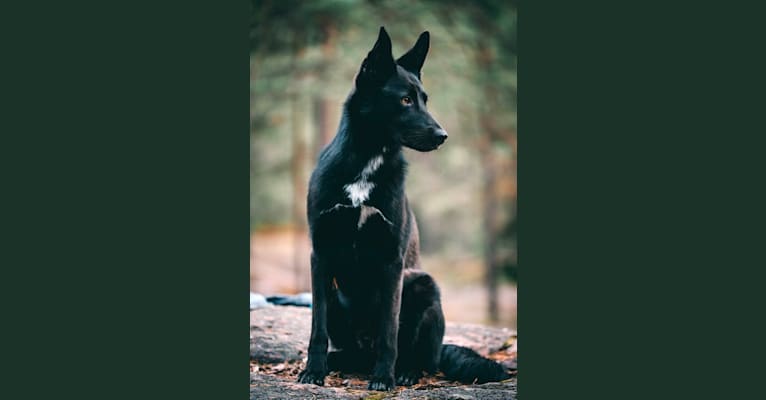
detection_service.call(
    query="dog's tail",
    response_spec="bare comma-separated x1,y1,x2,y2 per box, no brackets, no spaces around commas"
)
439,344,510,384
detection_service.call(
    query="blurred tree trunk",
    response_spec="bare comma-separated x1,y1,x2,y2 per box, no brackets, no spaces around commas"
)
477,42,500,323
313,19,338,159
249,30,263,294
250,233,257,292
291,94,308,293
291,32,309,293
479,135,500,323
313,98,336,157
507,132,518,285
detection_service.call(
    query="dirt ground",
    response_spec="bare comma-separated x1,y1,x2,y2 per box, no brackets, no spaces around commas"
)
251,229,517,328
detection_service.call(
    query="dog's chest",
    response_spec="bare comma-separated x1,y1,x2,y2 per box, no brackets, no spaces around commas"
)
343,154,384,207
331,153,393,230
310,152,400,265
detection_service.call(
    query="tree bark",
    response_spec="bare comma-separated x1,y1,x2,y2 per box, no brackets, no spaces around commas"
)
291,93,308,292
313,19,338,159
479,134,499,323
476,41,501,323
313,98,335,156
291,30,309,292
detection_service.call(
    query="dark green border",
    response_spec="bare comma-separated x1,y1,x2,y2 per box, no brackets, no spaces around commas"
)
520,1,765,399
6,1,765,399
4,2,250,399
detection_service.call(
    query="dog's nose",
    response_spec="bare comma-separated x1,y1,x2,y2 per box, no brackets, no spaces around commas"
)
434,129,448,144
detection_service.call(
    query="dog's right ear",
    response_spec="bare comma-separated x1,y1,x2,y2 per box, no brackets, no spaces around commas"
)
355,27,396,90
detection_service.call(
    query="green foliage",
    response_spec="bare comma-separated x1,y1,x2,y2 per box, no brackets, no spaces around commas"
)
250,0,516,259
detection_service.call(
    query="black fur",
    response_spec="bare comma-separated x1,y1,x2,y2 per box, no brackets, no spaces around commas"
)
440,345,510,384
297,27,508,391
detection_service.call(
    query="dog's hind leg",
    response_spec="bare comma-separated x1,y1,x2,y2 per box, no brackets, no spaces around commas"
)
395,271,446,386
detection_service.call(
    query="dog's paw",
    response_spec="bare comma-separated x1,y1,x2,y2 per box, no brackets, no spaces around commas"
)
367,374,395,391
395,371,422,386
297,369,326,386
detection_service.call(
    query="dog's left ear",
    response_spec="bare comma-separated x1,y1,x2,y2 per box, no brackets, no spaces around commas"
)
396,31,430,79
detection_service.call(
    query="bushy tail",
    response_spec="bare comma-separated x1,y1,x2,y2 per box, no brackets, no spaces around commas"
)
439,344,510,384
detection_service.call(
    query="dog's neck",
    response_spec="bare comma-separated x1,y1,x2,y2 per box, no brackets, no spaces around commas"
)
331,101,401,158
321,102,406,207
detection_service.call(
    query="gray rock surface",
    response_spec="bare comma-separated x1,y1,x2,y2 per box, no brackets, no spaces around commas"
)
250,306,311,363
250,373,517,400
250,306,517,399
250,306,515,361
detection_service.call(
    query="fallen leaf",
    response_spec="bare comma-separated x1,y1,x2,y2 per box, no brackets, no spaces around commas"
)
271,363,286,372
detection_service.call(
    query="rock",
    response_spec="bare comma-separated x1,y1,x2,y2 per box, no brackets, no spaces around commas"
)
447,394,475,400
250,305,517,399
250,306,517,361
396,382,517,400
250,373,517,400
250,374,360,400
443,323,515,356
502,358,518,370
250,306,311,363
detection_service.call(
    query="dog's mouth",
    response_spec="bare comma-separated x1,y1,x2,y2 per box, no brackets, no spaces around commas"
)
401,129,448,152
419,142,444,151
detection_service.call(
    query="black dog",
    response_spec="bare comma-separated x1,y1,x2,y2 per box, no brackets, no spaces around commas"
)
298,27,509,391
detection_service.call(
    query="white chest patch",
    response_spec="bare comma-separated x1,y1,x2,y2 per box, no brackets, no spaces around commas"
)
344,155,383,207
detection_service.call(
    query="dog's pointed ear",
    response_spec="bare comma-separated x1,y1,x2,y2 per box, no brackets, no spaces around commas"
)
356,27,396,89
396,31,430,79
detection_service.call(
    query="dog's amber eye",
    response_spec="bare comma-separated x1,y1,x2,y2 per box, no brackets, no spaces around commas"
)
401,96,413,106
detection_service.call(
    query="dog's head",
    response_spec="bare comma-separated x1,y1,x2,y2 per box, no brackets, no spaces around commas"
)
351,27,447,152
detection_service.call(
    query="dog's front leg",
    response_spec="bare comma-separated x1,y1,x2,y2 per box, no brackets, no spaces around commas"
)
297,253,330,386
368,263,404,391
